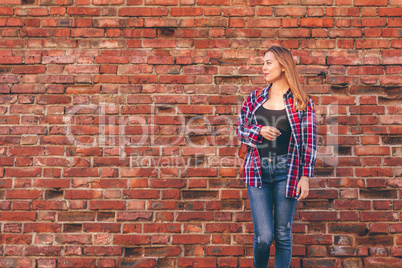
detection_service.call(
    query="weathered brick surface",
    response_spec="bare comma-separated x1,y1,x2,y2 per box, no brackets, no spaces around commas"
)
0,0,401,266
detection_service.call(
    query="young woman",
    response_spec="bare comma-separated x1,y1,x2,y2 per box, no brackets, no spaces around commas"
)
236,45,317,268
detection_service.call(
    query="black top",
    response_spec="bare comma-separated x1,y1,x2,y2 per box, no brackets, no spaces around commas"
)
255,105,292,157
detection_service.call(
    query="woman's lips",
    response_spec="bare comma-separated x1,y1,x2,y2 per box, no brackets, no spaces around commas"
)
264,73,269,76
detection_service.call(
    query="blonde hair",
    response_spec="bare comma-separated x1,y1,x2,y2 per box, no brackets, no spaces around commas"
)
264,45,309,111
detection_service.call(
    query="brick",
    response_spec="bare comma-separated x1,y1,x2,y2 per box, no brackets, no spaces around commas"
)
113,235,151,245
302,258,341,267
171,7,203,16
360,190,397,199
198,0,229,5
178,258,217,268
148,201,179,210
293,235,333,245
334,200,370,210
64,246,82,256
145,247,181,256
117,212,153,221
370,247,388,257
391,246,402,257
391,224,402,233
83,246,122,256
24,223,61,233
300,212,338,221
58,212,95,222
58,258,96,268
0,212,36,221
150,179,186,188
388,178,402,187
205,246,244,256
308,245,327,257
89,201,126,210
205,223,242,233
4,246,23,256
55,234,91,245
369,223,388,234
123,190,160,199
354,146,390,155
143,223,181,233
172,235,210,245
64,190,102,199
360,212,396,222
0,258,36,267
6,190,42,199
330,246,360,257
83,223,121,233
1,234,32,245
25,246,62,256
5,168,42,177
356,167,393,177
176,212,214,221
339,211,359,221
356,237,393,246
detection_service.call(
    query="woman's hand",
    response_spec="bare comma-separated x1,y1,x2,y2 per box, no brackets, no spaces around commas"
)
260,126,281,141
296,176,310,201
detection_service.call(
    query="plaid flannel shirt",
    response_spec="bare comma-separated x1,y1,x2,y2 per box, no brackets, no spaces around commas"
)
236,84,317,199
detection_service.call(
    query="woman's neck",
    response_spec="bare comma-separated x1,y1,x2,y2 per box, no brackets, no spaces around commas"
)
270,81,289,96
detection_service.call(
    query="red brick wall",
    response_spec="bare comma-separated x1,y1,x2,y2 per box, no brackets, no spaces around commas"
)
0,0,401,267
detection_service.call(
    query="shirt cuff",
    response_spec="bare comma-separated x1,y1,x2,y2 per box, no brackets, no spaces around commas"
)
301,165,314,177
248,124,264,146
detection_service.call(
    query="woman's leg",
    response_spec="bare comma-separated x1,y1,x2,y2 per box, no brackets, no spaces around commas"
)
273,177,297,268
247,183,274,268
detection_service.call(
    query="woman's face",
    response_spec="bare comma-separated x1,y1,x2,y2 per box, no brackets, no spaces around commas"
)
262,51,284,83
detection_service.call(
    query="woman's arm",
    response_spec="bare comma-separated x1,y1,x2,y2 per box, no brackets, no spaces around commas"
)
297,99,317,200
300,98,318,178
236,91,264,148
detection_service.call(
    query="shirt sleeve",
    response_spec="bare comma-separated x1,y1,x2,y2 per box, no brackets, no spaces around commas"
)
236,90,264,148
300,98,317,177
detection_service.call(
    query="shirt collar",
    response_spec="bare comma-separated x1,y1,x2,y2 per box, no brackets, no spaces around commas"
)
284,88,292,99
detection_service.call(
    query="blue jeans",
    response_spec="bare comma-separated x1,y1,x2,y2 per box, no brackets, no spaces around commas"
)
247,154,297,268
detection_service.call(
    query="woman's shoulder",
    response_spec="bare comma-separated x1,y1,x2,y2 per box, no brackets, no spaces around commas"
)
243,88,260,104
307,96,315,109
241,85,270,111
